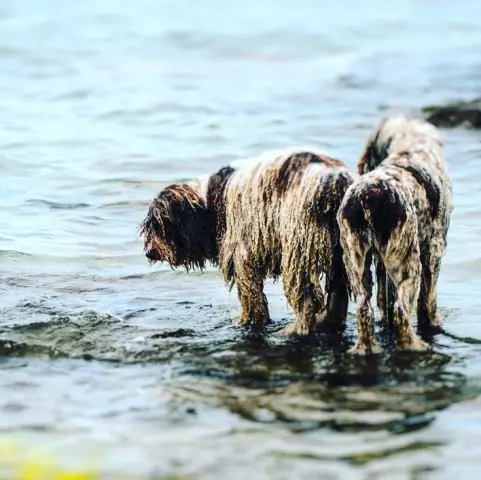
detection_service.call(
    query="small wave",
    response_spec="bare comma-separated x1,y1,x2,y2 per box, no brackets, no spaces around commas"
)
52,89,92,101
1,252,144,265
25,199,91,210
15,309,122,330
2,141,30,150
0,339,65,359
0,250,32,259
99,200,150,209
99,178,162,186
1,309,126,362
95,102,220,121
149,328,196,339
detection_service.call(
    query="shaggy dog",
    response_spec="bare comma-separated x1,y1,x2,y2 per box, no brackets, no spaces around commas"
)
337,116,453,354
140,148,355,335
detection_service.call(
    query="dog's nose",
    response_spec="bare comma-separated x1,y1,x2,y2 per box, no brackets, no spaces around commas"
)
145,249,159,261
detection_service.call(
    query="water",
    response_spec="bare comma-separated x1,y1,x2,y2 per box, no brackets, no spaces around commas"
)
2,0,481,477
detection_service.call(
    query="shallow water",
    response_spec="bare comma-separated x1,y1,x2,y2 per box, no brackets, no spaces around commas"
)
2,0,481,478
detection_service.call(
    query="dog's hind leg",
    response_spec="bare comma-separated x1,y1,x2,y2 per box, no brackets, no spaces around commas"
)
322,242,349,332
375,257,395,327
346,247,380,355
282,273,323,336
382,222,428,351
338,201,380,354
417,242,443,330
233,244,270,326
281,243,325,336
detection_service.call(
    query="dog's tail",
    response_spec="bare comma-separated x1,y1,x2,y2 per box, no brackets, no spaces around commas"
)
339,179,408,250
360,182,408,249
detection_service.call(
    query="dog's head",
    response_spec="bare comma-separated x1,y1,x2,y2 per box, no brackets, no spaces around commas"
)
140,184,216,270
358,116,444,175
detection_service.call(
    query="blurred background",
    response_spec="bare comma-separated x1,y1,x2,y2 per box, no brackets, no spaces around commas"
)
1,0,481,478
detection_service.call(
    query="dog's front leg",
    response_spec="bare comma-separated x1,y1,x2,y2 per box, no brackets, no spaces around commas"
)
233,244,270,326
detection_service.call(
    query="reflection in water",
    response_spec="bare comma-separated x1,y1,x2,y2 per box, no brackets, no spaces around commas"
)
0,283,479,476
0,301,470,431
167,318,466,436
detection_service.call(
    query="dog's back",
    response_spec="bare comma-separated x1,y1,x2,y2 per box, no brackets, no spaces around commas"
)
358,115,446,174
354,116,452,245
222,149,354,279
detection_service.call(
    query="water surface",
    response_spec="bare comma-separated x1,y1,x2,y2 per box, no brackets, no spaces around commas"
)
2,1,481,478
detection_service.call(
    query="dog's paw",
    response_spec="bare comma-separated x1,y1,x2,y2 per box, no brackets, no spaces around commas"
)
348,341,383,356
237,316,251,326
238,313,270,327
398,335,430,352
430,313,443,328
282,322,309,336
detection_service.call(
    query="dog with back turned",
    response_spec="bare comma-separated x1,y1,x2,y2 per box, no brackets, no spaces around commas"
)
140,148,354,335
338,116,453,354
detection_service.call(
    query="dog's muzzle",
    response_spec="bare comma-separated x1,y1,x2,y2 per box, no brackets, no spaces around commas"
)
145,249,161,261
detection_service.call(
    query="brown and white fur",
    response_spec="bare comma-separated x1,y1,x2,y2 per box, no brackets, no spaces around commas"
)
337,116,453,354
140,148,355,335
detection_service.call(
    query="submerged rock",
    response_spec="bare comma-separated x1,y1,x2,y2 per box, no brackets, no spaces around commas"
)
423,99,481,128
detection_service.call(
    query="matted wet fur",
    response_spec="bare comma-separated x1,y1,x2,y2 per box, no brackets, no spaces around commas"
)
337,116,453,354
141,148,355,335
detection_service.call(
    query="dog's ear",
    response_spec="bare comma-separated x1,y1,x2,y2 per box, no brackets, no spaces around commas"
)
206,166,235,239
140,184,216,271
358,140,382,174
358,118,391,175
358,148,370,175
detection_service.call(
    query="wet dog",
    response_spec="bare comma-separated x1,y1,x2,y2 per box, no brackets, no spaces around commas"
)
337,116,453,354
140,148,354,335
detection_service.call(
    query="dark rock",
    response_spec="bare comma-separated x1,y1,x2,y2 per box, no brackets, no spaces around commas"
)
423,98,481,129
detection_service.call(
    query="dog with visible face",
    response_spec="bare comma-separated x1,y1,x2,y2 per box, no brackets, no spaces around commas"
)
140,148,355,335
337,116,453,354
